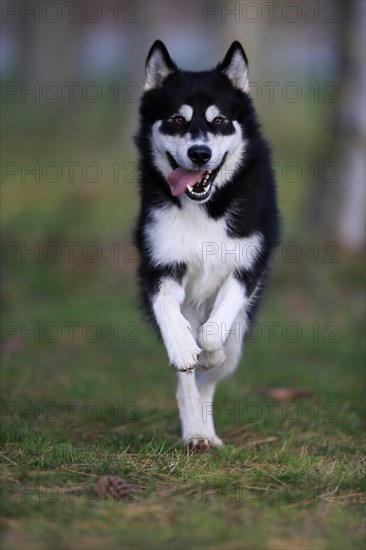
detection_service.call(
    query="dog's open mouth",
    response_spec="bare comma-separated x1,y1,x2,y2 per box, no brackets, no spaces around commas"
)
166,153,227,202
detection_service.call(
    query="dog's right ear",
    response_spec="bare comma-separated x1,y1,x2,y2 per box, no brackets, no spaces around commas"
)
144,40,177,91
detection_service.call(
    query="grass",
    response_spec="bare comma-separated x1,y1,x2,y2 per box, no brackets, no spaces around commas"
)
1,111,365,547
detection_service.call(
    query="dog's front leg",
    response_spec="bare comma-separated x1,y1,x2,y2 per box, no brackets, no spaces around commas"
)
152,278,201,372
176,372,212,450
198,276,246,358
152,278,211,448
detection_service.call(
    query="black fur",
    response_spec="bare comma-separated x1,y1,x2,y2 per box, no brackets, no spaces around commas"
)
134,42,280,330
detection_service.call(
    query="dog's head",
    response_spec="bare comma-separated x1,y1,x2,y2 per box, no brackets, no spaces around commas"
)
141,41,252,203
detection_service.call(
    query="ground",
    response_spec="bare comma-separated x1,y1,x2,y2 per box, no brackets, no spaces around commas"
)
1,144,365,549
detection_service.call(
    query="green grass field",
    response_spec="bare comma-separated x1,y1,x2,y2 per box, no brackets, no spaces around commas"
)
1,130,365,549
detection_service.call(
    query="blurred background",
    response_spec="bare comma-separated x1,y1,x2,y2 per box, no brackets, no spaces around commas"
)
1,0,365,546
1,0,365,448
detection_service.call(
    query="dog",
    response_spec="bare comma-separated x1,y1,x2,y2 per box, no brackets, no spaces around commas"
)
134,40,280,450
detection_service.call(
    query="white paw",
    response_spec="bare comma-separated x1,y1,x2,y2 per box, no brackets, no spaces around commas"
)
198,322,224,353
211,434,225,448
184,436,212,451
183,434,225,450
199,348,226,370
169,338,202,372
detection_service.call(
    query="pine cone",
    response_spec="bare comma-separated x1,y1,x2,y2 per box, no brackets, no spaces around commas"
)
95,476,134,501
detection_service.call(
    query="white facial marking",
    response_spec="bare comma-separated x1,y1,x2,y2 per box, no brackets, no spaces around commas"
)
205,105,222,123
151,121,197,176
178,104,193,121
151,117,246,188
205,121,245,187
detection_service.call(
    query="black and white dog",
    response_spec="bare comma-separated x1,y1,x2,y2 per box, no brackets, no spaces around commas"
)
134,41,280,450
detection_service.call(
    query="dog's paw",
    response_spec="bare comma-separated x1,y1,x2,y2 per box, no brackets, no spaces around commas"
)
198,322,224,353
199,348,226,370
184,434,225,450
210,434,225,448
170,340,202,373
185,437,212,452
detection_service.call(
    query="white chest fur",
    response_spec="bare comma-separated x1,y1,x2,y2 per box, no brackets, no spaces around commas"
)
145,201,262,305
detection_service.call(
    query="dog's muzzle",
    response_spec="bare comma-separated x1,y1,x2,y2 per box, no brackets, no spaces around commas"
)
166,153,227,203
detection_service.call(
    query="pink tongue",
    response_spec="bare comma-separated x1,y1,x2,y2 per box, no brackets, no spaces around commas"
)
167,168,204,196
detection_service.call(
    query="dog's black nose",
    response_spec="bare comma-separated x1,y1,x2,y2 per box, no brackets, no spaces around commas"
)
188,145,212,165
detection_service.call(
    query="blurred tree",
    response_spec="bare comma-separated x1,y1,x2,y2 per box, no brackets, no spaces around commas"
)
338,0,365,250
305,0,365,251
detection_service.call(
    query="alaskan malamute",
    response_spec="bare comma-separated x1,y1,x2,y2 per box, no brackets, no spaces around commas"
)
134,41,280,450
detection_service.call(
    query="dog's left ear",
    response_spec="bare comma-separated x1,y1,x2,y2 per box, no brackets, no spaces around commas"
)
144,40,177,91
218,41,249,93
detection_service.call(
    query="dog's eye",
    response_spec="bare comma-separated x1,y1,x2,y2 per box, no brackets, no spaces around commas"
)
212,116,224,126
172,116,185,125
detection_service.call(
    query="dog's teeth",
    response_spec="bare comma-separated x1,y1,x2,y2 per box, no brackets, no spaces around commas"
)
186,176,213,199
